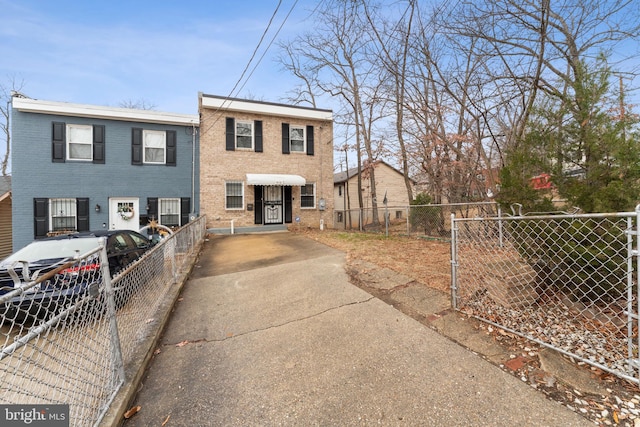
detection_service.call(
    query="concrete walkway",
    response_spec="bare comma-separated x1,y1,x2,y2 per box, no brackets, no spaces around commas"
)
122,232,591,426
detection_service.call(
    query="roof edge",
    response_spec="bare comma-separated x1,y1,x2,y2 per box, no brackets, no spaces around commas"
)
199,93,333,121
12,97,199,126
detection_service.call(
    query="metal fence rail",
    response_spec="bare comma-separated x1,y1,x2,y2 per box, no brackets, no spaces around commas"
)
0,216,206,426
335,202,499,238
451,209,640,384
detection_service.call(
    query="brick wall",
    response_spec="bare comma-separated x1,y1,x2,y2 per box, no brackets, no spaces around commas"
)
199,107,334,230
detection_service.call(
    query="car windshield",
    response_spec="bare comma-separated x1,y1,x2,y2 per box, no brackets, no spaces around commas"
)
0,237,102,267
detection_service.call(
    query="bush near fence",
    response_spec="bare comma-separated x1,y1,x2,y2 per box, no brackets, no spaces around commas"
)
335,202,499,239
452,210,639,385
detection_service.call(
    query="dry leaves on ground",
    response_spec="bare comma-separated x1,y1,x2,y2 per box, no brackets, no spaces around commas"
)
295,229,452,293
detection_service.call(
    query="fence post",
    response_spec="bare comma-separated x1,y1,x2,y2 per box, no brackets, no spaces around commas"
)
406,206,410,235
498,205,504,248
450,213,458,310
633,205,640,381
98,237,126,385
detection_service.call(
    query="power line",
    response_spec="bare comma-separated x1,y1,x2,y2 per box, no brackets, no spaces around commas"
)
201,0,298,136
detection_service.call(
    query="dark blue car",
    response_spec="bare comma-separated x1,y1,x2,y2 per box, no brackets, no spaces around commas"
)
0,230,156,321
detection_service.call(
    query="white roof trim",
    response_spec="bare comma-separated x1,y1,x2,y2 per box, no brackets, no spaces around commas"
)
12,97,199,126
0,191,10,203
246,174,306,186
200,94,333,121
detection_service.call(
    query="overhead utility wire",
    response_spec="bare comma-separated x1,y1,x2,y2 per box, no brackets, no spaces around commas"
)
202,0,293,136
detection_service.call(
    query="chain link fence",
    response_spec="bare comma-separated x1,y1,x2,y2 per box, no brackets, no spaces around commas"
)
451,209,640,385
335,202,499,239
0,216,206,426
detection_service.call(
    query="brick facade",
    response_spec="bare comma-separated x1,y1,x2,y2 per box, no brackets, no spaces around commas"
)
199,94,334,231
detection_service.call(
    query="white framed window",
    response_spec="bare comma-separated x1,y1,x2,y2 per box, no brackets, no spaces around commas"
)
50,198,77,231
236,121,253,149
143,130,166,164
225,181,244,210
67,124,93,161
159,198,180,227
301,183,315,209
290,126,305,152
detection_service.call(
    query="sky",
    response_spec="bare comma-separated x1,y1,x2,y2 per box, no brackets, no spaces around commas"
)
0,0,322,115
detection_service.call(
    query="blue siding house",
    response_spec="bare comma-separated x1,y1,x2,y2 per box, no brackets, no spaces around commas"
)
11,97,199,251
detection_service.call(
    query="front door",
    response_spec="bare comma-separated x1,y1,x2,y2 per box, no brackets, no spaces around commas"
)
109,198,140,231
263,186,283,224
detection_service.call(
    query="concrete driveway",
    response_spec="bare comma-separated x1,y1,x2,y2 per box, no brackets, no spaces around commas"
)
122,232,591,426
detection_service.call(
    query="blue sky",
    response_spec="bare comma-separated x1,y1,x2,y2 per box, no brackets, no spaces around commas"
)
0,0,320,115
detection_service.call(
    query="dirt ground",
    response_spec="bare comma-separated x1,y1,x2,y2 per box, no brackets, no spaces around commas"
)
295,229,452,293
293,228,640,426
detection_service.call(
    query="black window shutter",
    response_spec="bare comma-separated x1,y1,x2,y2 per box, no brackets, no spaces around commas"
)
93,125,105,164
225,117,235,151
166,130,177,166
284,187,293,223
282,123,290,154
254,186,263,224
147,197,158,221
52,122,65,163
77,198,90,231
132,128,143,165
254,121,263,152
180,197,191,226
34,198,49,239
306,125,314,156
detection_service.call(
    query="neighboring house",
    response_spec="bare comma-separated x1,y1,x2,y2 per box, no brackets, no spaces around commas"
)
333,160,413,227
11,97,199,251
0,176,11,259
198,94,334,231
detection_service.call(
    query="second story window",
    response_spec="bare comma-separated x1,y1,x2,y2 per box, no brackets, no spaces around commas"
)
143,130,166,164
67,124,93,161
236,121,253,149
225,118,263,152
282,123,314,155
290,126,305,152
132,128,177,166
52,122,105,164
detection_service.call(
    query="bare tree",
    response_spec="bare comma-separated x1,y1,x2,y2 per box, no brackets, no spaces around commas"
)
118,98,157,110
363,0,417,204
279,0,387,226
1,79,26,176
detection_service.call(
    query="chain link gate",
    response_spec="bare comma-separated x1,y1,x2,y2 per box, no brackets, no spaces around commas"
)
451,207,640,385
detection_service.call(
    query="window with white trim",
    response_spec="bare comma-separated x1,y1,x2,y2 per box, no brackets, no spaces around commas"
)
143,130,166,164
67,124,93,161
290,126,305,152
236,121,253,149
301,183,315,208
159,198,180,227
225,182,244,209
50,198,77,231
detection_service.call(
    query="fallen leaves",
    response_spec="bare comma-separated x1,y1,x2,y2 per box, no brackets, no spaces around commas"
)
124,405,140,419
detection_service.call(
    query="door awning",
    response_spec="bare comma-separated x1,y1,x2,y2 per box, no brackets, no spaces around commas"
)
246,174,306,186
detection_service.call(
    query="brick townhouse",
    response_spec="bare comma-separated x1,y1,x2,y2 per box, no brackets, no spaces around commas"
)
198,94,334,231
